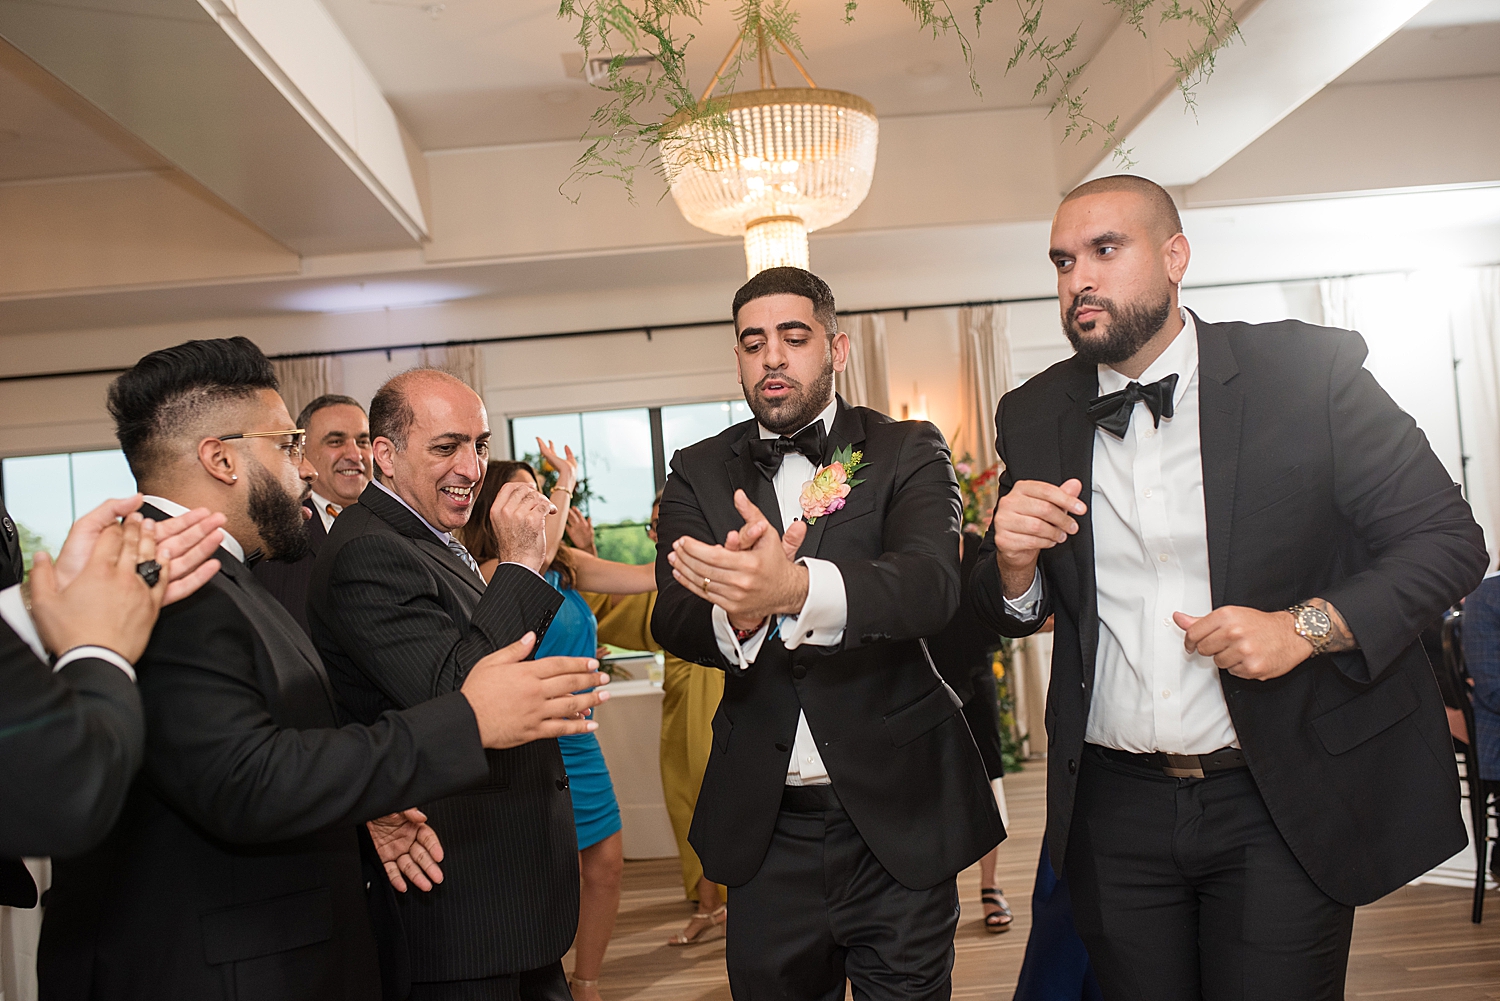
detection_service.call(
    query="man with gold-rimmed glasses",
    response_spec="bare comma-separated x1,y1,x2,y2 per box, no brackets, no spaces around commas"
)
39,337,611,1001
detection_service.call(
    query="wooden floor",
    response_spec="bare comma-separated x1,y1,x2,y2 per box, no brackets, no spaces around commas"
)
574,762,1500,1000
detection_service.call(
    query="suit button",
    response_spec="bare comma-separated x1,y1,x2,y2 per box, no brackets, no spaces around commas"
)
556,777,569,791
792,666,807,680
1067,759,1077,775
775,742,789,752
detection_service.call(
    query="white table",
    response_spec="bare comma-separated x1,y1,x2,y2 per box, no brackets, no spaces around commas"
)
590,679,680,860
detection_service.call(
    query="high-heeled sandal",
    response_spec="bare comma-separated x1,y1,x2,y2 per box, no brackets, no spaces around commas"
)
667,902,727,946
981,887,1013,933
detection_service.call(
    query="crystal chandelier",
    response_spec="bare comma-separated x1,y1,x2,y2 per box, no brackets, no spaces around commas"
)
662,33,878,278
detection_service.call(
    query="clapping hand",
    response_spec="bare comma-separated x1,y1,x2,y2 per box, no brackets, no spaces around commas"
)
565,508,597,555
30,514,167,661
667,490,810,632
367,808,444,892
52,496,225,604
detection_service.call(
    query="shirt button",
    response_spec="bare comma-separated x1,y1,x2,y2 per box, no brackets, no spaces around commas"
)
1158,554,1169,562
1162,689,1171,699
1143,488,1153,498
1145,429,1157,438
1164,616,1174,627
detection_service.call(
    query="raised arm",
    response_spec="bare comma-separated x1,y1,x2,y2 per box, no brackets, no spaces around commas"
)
571,551,657,595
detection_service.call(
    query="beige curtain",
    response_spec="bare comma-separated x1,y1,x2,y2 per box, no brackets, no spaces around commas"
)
271,355,333,426
956,304,1014,465
835,313,891,415
419,344,485,398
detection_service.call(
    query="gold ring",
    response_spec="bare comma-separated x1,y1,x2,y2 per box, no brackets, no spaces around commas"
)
703,576,712,591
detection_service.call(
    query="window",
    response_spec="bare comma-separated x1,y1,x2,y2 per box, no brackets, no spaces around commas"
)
510,400,750,565
2,449,137,570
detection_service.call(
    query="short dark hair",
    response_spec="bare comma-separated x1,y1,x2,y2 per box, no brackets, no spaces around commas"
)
296,394,365,431
732,267,838,339
1061,174,1183,238
369,376,419,451
108,337,278,480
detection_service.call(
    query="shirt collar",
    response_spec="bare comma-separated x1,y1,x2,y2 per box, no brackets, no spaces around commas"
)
142,495,246,563
758,397,839,441
1097,307,1198,411
372,479,451,543
310,491,342,516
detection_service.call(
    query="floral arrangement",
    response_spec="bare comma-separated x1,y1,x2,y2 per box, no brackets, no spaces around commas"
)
799,445,865,523
953,454,1000,530
991,641,1026,774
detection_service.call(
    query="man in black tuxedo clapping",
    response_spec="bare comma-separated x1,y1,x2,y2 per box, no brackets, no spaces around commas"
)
653,268,1002,1000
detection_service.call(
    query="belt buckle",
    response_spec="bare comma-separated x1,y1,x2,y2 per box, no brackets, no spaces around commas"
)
1162,753,1205,779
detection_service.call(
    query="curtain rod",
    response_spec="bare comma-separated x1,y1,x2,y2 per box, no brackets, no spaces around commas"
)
0,267,1477,384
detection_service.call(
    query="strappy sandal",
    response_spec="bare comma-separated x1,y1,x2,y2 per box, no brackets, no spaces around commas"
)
981,887,1013,933
667,902,727,946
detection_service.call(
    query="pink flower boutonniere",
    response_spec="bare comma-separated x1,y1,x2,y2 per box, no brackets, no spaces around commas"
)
800,445,867,524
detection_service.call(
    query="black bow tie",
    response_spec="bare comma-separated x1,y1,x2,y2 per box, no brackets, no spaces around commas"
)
1087,374,1179,439
748,421,828,480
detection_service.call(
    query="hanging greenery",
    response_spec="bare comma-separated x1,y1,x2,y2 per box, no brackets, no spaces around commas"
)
556,0,1241,199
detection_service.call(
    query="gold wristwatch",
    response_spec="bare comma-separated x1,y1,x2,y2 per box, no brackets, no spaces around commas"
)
1287,603,1333,655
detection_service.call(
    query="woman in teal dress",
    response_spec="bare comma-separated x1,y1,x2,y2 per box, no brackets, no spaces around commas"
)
461,450,656,1001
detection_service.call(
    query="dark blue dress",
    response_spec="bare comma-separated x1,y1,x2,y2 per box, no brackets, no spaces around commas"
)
537,570,623,850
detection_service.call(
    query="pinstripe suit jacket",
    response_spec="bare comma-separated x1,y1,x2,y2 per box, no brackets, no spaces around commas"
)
308,482,575,981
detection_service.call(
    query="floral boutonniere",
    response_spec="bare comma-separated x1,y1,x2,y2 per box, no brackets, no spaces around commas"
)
799,445,867,523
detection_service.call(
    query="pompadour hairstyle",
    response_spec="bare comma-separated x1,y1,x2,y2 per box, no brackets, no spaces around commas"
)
107,336,279,480
296,393,365,430
1061,174,1183,238
731,266,838,339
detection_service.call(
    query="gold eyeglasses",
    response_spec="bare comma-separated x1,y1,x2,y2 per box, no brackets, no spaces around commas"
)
218,429,307,463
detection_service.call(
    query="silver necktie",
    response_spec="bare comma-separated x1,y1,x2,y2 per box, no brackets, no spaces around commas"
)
446,537,481,578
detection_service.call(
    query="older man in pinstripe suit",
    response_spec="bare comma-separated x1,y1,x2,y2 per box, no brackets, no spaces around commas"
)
310,368,579,1001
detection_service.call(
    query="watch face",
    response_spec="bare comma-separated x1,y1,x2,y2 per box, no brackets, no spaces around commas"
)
1302,607,1332,637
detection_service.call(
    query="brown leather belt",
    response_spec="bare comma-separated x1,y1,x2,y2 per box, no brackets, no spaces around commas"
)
1090,744,1246,779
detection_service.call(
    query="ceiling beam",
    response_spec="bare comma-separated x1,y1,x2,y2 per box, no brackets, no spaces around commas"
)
1058,0,1430,191
0,0,428,255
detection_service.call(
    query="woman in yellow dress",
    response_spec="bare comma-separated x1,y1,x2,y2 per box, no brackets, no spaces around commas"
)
591,497,729,946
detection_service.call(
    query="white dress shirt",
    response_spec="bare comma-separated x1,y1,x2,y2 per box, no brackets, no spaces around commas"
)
144,495,246,562
711,399,847,786
1008,310,1237,754
310,491,342,533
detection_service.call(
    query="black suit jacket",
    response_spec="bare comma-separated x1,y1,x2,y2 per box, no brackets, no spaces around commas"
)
253,497,329,635
39,506,491,1001
653,400,1003,890
0,622,143,864
970,315,1489,907
308,482,575,981
0,496,23,591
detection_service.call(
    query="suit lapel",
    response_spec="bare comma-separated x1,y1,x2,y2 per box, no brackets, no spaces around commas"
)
1059,360,1100,688
140,503,340,720
1194,312,1243,609
727,426,784,537
358,483,485,594
800,400,865,561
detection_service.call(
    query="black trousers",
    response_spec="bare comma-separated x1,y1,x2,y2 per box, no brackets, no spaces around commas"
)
406,962,572,1001
727,785,959,1001
1065,745,1355,1001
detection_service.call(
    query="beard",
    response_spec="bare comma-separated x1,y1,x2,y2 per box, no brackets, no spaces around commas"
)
745,360,836,436
1063,290,1173,366
247,457,311,562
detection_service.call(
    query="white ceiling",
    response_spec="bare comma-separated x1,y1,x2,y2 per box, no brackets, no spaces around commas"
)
318,0,1125,149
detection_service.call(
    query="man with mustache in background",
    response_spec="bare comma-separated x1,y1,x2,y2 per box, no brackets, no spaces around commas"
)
652,267,1001,1000
970,175,1487,1000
